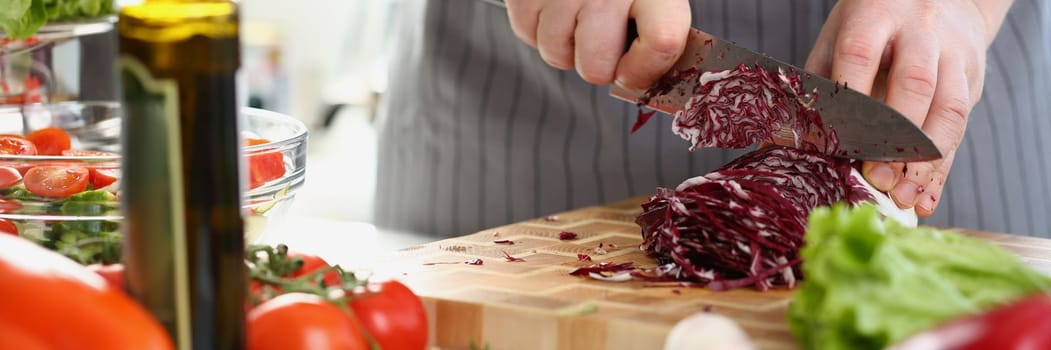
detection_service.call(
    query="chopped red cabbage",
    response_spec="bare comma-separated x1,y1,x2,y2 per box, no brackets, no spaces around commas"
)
636,146,872,291
502,251,526,262
559,231,579,240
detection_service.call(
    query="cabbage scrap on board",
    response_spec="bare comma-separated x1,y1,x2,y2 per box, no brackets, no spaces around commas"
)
1,0,114,39
789,204,1051,350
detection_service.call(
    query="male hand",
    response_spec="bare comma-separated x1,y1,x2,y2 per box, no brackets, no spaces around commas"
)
505,0,692,90
806,0,991,217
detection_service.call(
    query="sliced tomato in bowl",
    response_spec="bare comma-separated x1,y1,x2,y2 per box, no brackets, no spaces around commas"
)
26,127,71,156
23,166,90,198
0,166,23,188
89,168,119,189
245,138,286,189
0,135,37,155
61,150,121,189
0,219,18,236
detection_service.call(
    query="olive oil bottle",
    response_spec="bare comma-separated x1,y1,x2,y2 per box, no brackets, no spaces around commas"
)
117,1,245,349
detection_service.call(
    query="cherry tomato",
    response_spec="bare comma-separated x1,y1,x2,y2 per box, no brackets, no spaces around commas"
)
86,263,125,291
89,168,119,189
23,166,90,198
349,280,428,350
0,166,22,188
26,128,71,156
248,293,370,350
0,234,174,349
0,219,17,236
289,252,342,287
0,136,37,155
0,200,22,213
60,150,121,189
245,139,285,189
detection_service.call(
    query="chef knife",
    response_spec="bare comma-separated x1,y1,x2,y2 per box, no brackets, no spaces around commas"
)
610,22,942,162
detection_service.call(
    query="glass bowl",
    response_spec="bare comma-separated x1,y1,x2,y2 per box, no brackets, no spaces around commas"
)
0,101,307,264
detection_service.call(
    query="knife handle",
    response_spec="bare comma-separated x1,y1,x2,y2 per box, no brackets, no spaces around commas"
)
624,19,638,54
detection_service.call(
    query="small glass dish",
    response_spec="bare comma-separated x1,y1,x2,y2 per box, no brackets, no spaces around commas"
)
0,101,307,264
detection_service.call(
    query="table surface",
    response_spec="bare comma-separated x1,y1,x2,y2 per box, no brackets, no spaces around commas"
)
364,196,1051,350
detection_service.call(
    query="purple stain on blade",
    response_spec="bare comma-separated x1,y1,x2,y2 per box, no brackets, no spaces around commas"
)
465,258,484,266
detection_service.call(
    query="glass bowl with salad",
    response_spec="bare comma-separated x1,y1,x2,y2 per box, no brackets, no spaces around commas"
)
0,101,307,264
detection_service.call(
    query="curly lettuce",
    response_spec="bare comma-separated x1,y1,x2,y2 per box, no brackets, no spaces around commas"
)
789,204,1051,350
1,0,114,39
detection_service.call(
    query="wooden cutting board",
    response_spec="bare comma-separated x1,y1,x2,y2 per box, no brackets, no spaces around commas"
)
371,197,1051,350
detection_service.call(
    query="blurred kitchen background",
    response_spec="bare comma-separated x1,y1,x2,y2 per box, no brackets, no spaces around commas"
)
5,0,427,266
238,0,432,264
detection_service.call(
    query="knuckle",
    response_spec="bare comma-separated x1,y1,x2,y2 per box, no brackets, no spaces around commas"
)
897,65,937,99
939,95,971,123
913,0,939,22
644,30,685,61
834,36,881,69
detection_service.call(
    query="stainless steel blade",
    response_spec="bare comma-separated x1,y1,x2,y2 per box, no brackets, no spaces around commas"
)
611,29,943,162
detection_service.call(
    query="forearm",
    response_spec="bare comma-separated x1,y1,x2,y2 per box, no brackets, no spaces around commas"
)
972,0,1015,46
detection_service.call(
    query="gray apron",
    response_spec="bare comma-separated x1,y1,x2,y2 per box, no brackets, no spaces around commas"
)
375,0,1051,238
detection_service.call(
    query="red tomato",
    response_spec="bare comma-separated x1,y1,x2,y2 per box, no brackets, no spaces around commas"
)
89,168,119,189
0,219,17,236
0,200,22,213
26,128,71,156
0,166,22,188
245,139,285,189
349,280,428,350
957,295,1051,350
0,234,174,349
86,263,125,291
895,295,1051,350
0,136,37,155
289,252,341,287
23,166,90,198
60,150,121,189
248,293,370,350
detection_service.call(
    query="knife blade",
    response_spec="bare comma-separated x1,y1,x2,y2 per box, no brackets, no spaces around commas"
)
610,26,943,162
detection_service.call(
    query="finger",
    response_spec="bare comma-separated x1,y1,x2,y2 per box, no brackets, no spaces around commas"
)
861,161,905,192
883,32,939,129
613,0,692,90
506,0,543,47
915,150,957,217
574,0,633,84
804,4,843,77
828,13,895,95
913,58,971,216
536,0,582,69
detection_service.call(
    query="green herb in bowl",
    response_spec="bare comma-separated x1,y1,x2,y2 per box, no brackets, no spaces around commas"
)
1,0,115,39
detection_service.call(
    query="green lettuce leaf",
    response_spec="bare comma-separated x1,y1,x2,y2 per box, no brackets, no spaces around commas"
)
1,0,47,39
2,0,113,39
789,204,1051,350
